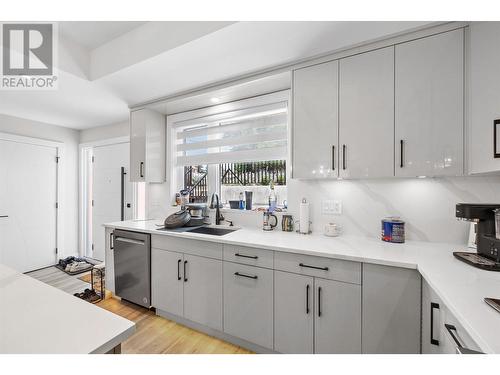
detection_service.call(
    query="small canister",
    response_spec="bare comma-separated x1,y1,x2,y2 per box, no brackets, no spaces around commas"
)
381,217,405,243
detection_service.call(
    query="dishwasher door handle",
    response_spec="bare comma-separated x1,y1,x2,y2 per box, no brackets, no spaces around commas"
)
114,237,146,245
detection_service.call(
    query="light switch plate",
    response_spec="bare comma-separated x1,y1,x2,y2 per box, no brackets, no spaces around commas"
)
322,200,342,215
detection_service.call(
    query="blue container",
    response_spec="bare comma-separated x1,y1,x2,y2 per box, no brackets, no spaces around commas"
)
381,217,405,243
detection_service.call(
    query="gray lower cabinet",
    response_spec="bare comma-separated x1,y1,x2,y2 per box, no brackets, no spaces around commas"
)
223,262,274,349
151,248,184,317
274,271,361,354
183,254,223,331
362,263,421,353
151,247,222,330
274,271,314,353
314,278,361,353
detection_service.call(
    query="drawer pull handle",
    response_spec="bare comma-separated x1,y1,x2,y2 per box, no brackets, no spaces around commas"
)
306,284,310,314
444,324,463,348
234,272,258,280
430,302,440,346
299,263,329,271
235,253,258,260
318,286,322,317
109,232,114,250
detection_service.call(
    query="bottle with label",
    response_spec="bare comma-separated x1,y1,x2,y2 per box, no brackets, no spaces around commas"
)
239,192,245,209
268,182,277,212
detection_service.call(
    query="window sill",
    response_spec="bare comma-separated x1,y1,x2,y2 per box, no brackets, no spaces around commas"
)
219,207,288,215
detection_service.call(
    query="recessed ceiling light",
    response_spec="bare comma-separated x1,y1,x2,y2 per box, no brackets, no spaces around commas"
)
417,176,427,179
210,97,220,103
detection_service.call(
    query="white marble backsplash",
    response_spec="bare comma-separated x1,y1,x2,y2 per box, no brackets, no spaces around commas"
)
287,176,500,244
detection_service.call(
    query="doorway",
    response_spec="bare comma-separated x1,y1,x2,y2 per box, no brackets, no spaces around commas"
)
0,134,60,272
81,139,143,261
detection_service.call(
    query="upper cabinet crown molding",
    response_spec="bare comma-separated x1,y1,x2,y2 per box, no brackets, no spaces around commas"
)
130,108,166,183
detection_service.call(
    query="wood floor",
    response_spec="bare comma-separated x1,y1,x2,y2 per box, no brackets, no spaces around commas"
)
97,298,253,354
27,266,252,354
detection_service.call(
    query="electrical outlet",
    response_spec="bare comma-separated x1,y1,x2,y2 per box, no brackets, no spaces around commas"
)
322,200,342,215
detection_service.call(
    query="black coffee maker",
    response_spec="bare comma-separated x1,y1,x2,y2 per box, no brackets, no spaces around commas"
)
454,203,500,271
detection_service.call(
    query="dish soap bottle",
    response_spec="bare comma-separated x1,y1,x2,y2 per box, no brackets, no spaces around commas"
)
268,182,277,212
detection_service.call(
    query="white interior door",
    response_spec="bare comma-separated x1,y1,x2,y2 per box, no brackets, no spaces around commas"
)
91,142,132,261
0,139,58,272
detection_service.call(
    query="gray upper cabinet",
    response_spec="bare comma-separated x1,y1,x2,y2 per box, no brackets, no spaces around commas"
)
362,263,421,354
395,29,464,177
339,46,395,178
469,22,500,175
292,61,339,179
130,108,166,183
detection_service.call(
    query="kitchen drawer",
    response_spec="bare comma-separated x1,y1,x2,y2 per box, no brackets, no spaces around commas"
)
274,251,361,285
223,244,274,269
223,262,274,349
152,235,223,260
440,300,482,354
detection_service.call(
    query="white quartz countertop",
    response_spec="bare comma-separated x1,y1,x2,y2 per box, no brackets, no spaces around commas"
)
106,219,500,354
0,263,135,354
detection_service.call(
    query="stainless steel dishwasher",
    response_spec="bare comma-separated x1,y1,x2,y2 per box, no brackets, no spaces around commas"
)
112,229,151,308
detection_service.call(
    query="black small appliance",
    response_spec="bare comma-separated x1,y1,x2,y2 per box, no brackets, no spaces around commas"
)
454,203,500,271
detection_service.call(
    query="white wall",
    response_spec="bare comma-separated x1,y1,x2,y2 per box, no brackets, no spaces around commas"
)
0,114,80,258
286,176,500,244
79,121,129,143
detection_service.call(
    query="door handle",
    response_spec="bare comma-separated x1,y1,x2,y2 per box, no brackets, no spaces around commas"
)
400,140,404,168
183,260,188,282
177,259,182,281
234,272,258,280
430,302,440,346
331,145,335,171
444,324,463,348
342,144,347,170
140,162,144,178
306,284,310,314
318,286,322,317
109,232,114,250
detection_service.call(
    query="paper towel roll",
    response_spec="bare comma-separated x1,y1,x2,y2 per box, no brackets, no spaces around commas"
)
299,198,310,234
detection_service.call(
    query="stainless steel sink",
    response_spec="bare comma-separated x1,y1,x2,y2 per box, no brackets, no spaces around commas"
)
187,226,238,236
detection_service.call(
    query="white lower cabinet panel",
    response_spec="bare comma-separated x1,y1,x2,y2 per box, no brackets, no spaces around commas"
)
151,248,184,317
183,254,223,331
223,262,274,349
314,278,361,354
274,271,314,353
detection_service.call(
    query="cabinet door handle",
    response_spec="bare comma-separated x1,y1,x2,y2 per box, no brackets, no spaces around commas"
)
306,284,310,314
400,140,404,168
235,253,258,260
183,260,188,282
0,215,8,218
177,259,182,281
109,232,114,250
331,145,335,171
299,263,329,271
234,272,258,280
318,286,322,317
430,302,440,346
342,145,346,170
140,161,144,178
444,324,463,348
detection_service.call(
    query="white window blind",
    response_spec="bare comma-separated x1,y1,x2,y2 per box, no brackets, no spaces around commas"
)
175,101,288,166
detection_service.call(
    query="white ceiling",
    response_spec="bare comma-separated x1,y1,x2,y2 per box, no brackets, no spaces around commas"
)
59,21,147,49
0,21,435,130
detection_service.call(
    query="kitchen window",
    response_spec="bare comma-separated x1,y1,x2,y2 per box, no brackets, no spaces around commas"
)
172,91,289,210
